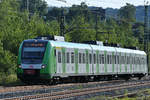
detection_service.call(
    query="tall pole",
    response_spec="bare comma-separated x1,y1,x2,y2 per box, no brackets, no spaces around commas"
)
60,9,65,36
95,13,98,41
26,0,30,21
144,1,149,73
27,0,29,12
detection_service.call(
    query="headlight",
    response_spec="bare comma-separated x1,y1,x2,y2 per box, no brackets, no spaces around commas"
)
41,65,46,69
18,65,22,68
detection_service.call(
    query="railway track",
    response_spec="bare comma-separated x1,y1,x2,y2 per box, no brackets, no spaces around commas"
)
0,80,124,99
0,80,124,93
3,79,150,100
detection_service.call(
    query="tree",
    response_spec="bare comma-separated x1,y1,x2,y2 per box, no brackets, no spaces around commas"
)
65,16,95,42
118,3,136,22
19,0,48,16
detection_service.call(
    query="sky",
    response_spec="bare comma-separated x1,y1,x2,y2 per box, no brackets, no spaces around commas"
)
45,0,149,9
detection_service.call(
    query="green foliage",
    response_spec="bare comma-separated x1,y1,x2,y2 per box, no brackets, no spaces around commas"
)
0,74,18,85
66,16,95,42
118,3,136,22
19,0,48,16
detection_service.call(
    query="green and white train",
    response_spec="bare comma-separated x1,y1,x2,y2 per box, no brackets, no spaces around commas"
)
17,36,148,83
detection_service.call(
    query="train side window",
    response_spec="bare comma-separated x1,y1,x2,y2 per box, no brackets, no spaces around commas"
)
129,56,130,64
71,52,74,63
120,56,122,64
79,53,82,64
107,55,109,64
139,58,141,65
94,54,96,64
119,55,121,64
124,56,126,64
109,55,110,64
67,52,70,63
58,52,61,63
89,54,92,64
102,54,104,64
115,55,117,64
116,55,118,64
135,57,137,65
83,53,85,64
133,57,134,64
117,55,119,64
127,56,128,64
129,57,131,64
104,54,106,64
123,56,125,64
99,54,101,64
110,55,112,64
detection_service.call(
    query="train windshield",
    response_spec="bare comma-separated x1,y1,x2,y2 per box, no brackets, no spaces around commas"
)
21,42,47,64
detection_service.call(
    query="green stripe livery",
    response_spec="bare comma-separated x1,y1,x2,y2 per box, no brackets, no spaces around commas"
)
74,49,78,74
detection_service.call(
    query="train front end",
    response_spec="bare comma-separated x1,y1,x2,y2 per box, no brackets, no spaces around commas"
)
17,39,51,83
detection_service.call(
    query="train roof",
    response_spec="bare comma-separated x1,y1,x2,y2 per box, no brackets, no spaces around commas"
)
49,40,146,56
50,40,91,50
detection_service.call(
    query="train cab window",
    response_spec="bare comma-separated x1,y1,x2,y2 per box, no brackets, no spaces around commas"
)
67,52,70,63
71,52,74,63
94,54,96,64
79,53,82,64
89,54,92,64
58,52,61,63
83,53,85,64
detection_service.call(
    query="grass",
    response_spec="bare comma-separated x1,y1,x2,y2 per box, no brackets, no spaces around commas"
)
87,89,150,100
0,74,22,86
